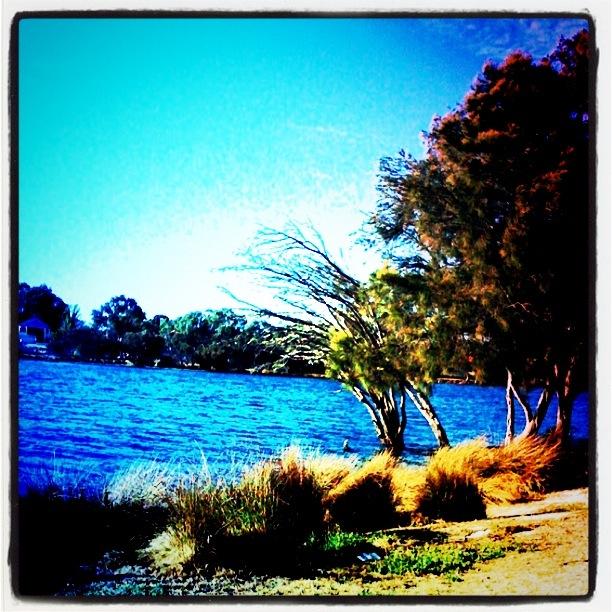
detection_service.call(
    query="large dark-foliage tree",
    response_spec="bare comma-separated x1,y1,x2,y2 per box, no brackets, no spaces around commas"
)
91,295,147,362
92,295,146,341
373,30,590,445
18,283,69,332
240,226,449,455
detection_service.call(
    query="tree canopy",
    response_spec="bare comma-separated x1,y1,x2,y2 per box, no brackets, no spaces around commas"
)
238,226,449,454
18,283,69,332
373,30,590,443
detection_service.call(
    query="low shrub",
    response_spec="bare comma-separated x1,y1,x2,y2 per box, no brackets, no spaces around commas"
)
234,447,325,546
478,435,562,504
302,452,359,492
413,435,562,520
414,469,487,522
390,462,427,514
144,447,325,573
325,451,399,531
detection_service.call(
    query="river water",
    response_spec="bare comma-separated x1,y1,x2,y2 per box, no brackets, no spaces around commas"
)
18,360,589,493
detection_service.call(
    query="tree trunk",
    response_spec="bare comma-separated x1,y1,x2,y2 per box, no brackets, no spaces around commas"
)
505,369,515,445
405,382,450,448
504,369,553,444
554,360,576,446
351,381,448,455
517,383,553,440
350,385,406,456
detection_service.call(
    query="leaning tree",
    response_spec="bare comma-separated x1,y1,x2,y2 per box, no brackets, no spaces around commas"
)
373,30,590,445
236,225,449,455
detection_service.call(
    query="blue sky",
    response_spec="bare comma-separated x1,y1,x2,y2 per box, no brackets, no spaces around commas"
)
19,16,588,321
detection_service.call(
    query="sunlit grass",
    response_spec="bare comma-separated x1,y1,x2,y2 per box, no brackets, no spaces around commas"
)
19,434,572,590
324,451,399,530
143,446,325,573
378,541,509,578
321,529,369,552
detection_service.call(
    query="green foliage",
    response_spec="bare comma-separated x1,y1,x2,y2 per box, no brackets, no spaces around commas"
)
327,265,445,394
24,281,323,374
322,530,369,552
373,30,590,438
92,295,146,341
18,283,69,332
379,542,507,577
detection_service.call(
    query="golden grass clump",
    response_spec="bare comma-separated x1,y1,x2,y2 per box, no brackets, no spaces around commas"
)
412,441,488,521
478,435,562,504
302,453,359,492
325,451,400,530
390,462,427,514
143,526,197,575
413,435,563,521
237,446,325,541
145,447,326,573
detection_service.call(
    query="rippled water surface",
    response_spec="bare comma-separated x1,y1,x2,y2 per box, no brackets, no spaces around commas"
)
18,360,589,491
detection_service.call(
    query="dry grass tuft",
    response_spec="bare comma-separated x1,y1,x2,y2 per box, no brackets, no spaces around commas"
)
413,435,563,520
478,435,562,504
105,460,175,507
325,451,400,530
237,446,325,543
302,453,359,492
144,447,325,573
414,467,486,522
390,463,427,514
143,526,197,575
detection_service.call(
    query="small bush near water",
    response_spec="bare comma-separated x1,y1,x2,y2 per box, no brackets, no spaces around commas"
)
324,451,400,531
412,435,563,521
143,447,326,574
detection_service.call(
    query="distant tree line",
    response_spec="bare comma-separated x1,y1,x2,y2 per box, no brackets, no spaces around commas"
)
17,283,325,376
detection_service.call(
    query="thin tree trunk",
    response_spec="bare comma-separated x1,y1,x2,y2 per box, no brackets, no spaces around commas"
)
398,388,407,439
505,369,515,445
517,383,554,440
504,369,555,443
554,359,575,446
350,385,405,455
405,382,450,448
351,385,386,445
509,380,533,427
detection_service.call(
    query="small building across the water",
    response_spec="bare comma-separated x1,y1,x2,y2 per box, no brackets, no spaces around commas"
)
19,317,51,344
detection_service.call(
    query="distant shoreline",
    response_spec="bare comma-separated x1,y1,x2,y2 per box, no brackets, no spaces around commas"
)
18,354,480,385
17,353,329,380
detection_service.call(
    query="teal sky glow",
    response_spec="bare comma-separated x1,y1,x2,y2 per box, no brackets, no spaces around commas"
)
19,16,588,321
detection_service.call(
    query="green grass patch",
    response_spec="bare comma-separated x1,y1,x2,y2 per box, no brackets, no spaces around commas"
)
378,541,508,577
322,530,370,552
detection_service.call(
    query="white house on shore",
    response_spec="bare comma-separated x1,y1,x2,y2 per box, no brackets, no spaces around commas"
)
18,316,51,345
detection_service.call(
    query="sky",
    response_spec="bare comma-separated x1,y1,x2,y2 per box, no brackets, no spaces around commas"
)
18,16,589,322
